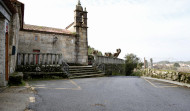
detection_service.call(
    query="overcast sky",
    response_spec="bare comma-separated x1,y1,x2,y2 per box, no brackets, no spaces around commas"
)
19,0,190,62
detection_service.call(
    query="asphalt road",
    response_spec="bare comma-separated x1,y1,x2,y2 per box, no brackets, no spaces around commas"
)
28,76,190,111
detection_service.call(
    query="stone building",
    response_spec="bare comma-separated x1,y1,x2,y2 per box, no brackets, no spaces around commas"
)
18,0,88,65
0,0,88,86
0,0,24,86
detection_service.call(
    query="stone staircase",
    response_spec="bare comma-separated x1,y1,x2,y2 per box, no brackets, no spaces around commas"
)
69,66,105,79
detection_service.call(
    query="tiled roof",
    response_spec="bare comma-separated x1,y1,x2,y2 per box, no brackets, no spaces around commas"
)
66,22,74,29
23,24,72,35
3,0,17,14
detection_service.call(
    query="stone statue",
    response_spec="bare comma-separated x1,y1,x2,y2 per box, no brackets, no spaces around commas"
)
113,49,121,58
105,53,112,57
105,48,121,58
92,50,98,56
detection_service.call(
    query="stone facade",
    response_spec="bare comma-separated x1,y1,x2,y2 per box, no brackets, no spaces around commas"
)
0,18,6,86
18,0,88,65
0,0,89,86
66,1,88,65
9,10,21,74
0,0,23,86
18,31,77,63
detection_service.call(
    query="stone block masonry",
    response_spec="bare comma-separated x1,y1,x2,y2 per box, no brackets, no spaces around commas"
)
0,18,6,86
18,31,77,64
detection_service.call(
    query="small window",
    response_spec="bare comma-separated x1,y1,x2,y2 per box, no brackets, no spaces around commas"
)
34,36,38,41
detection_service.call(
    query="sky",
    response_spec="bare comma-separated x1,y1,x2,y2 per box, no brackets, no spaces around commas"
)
19,0,190,62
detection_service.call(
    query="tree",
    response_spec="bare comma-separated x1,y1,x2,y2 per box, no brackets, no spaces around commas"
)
88,45,102,56
173,63,180,67
125,53,142,76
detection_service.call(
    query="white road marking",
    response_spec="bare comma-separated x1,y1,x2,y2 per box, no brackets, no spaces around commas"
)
31,80,81,90
144,78,178,88
69,80,81,90
144,78,158,88
29,97,35,103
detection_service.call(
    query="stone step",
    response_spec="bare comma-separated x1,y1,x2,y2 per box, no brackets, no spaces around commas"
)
69,68,95,70
69,73,105,79
68,66,105,79
70,72,102,75
69,69,96,71
69,70,101,73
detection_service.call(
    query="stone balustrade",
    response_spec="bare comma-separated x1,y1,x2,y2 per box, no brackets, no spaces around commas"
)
94,56,125,64
17,53,63,65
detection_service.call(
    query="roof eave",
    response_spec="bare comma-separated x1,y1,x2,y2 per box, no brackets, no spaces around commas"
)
21,29,75,36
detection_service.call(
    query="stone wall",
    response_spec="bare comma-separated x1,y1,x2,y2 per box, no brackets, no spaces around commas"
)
0,18,6,86
105,64,125,75
9,12,20,74
0,1,23,86
18,31,77,63
142,69,190,84
94,56,125,64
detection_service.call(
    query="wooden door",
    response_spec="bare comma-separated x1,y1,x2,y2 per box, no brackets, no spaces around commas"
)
33,50,40,64
5,32,8,81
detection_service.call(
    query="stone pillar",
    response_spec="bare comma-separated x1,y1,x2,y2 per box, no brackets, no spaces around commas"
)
23,53,26,65
150,58,153,69
47,54,49,65
42,54,45,65
17,53,21,65
27,53,29,65
38,54,40,65
33,54,36,65
51,54,53,64
28,53,31,65
144,57,147,69
58,54,62,65
55,54,58,65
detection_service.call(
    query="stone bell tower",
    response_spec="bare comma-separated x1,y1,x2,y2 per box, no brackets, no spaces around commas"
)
74,0,88,65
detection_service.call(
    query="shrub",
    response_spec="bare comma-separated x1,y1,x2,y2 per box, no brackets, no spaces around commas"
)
125,53,142,76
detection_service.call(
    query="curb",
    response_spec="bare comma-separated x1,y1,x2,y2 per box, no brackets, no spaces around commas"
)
142,76,190,88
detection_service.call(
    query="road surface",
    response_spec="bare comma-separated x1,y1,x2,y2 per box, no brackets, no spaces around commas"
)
27,76,190,111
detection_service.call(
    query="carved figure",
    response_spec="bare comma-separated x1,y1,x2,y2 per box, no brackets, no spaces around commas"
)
113,49,121,58
92,50,98,56
105,53,112,57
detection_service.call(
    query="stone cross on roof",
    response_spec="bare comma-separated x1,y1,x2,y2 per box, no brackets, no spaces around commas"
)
78,0,81,5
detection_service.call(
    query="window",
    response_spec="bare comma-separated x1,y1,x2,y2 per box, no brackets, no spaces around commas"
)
34,36,38,41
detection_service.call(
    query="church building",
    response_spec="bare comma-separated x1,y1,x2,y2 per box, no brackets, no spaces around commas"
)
0,0,88,86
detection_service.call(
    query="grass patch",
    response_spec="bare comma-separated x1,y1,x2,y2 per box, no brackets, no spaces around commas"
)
130,71,142,76
9,80,26,86
112,72,125,76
